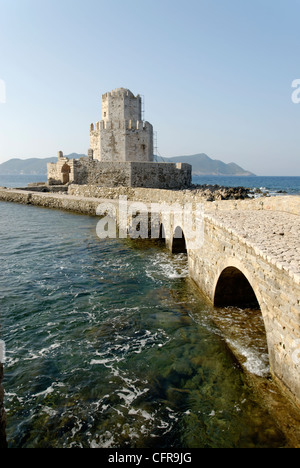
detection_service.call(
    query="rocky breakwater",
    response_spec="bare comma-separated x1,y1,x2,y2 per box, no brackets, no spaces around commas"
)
67,183,251,204
188,184,250,201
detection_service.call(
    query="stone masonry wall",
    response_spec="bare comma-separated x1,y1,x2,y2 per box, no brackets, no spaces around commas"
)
130,162,191,188
89,123,101,161
97,120,153,163
47,157,76,186
102,88,142,122
187,211,300,405
65,161,192,189
125,121,153,163
74,159,132,187
66,185,300,215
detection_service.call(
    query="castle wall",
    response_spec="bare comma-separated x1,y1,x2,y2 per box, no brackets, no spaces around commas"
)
47,158,76,186
95,120,153,163
130,162,191,188
90,123,100,161
49,159,191,189
99,121,125,162
73,159,132,187
125,121,153,162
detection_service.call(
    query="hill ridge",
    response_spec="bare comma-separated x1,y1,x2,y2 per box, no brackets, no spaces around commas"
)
0,153,255,176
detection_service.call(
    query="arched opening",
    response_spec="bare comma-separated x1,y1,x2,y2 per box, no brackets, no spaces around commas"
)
158,223,166,244
61,163,71,185
213,266,270,379
172,226,187,254
214,266,259,309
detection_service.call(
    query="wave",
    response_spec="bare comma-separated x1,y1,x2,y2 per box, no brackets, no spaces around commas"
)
145,252,189,282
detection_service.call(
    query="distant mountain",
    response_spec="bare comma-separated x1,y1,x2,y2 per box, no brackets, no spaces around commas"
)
0,152,255,176
157,153,255,176
0,154,86,175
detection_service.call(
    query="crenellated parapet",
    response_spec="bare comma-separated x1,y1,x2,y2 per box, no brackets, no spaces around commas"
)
91,120,152,131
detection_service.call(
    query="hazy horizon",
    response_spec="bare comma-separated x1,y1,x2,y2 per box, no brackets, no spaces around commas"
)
1,0,300,176
1,152,300,178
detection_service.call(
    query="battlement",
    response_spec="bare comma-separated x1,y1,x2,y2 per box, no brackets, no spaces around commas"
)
103,88,137,99
102,88,142,122
90,122,101,133
90,120,152,132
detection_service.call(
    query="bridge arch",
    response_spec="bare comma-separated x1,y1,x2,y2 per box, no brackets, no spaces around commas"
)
212,259,274,381
213,258,264,311
212,258,272,362
214,266,260,309
172,226,187,254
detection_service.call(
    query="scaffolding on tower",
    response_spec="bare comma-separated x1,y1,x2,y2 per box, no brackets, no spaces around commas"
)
141,95,145,122
153,131,167,162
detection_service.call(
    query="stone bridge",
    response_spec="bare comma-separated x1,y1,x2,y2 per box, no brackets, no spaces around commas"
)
0,187,300,407
161,206,300,406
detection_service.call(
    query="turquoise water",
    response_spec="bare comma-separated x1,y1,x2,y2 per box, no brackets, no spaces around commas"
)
192,176,300,195
0,201,287,448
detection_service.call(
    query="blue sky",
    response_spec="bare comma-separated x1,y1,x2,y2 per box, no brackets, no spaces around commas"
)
0,0,300,175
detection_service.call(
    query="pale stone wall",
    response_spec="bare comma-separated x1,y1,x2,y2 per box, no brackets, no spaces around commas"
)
98,120,126,162
91,88,153,163
74,160,132,187
208,195,300,216
102,88,142,122
48,157,191,189
66,161,191,190
47,156,76,186
130,162,191,188
125,121,153,163
175,208,300,406
89,123,100,161
48,156,132,187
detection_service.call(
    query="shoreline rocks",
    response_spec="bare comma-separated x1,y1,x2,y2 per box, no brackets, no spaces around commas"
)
188,184,251,201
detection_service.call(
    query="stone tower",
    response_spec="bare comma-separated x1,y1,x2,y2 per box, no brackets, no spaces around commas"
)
90,88,154,163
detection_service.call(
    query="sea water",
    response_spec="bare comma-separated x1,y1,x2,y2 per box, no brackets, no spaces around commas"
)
0,200,289,448
0,174,299,195
192,175,300,196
